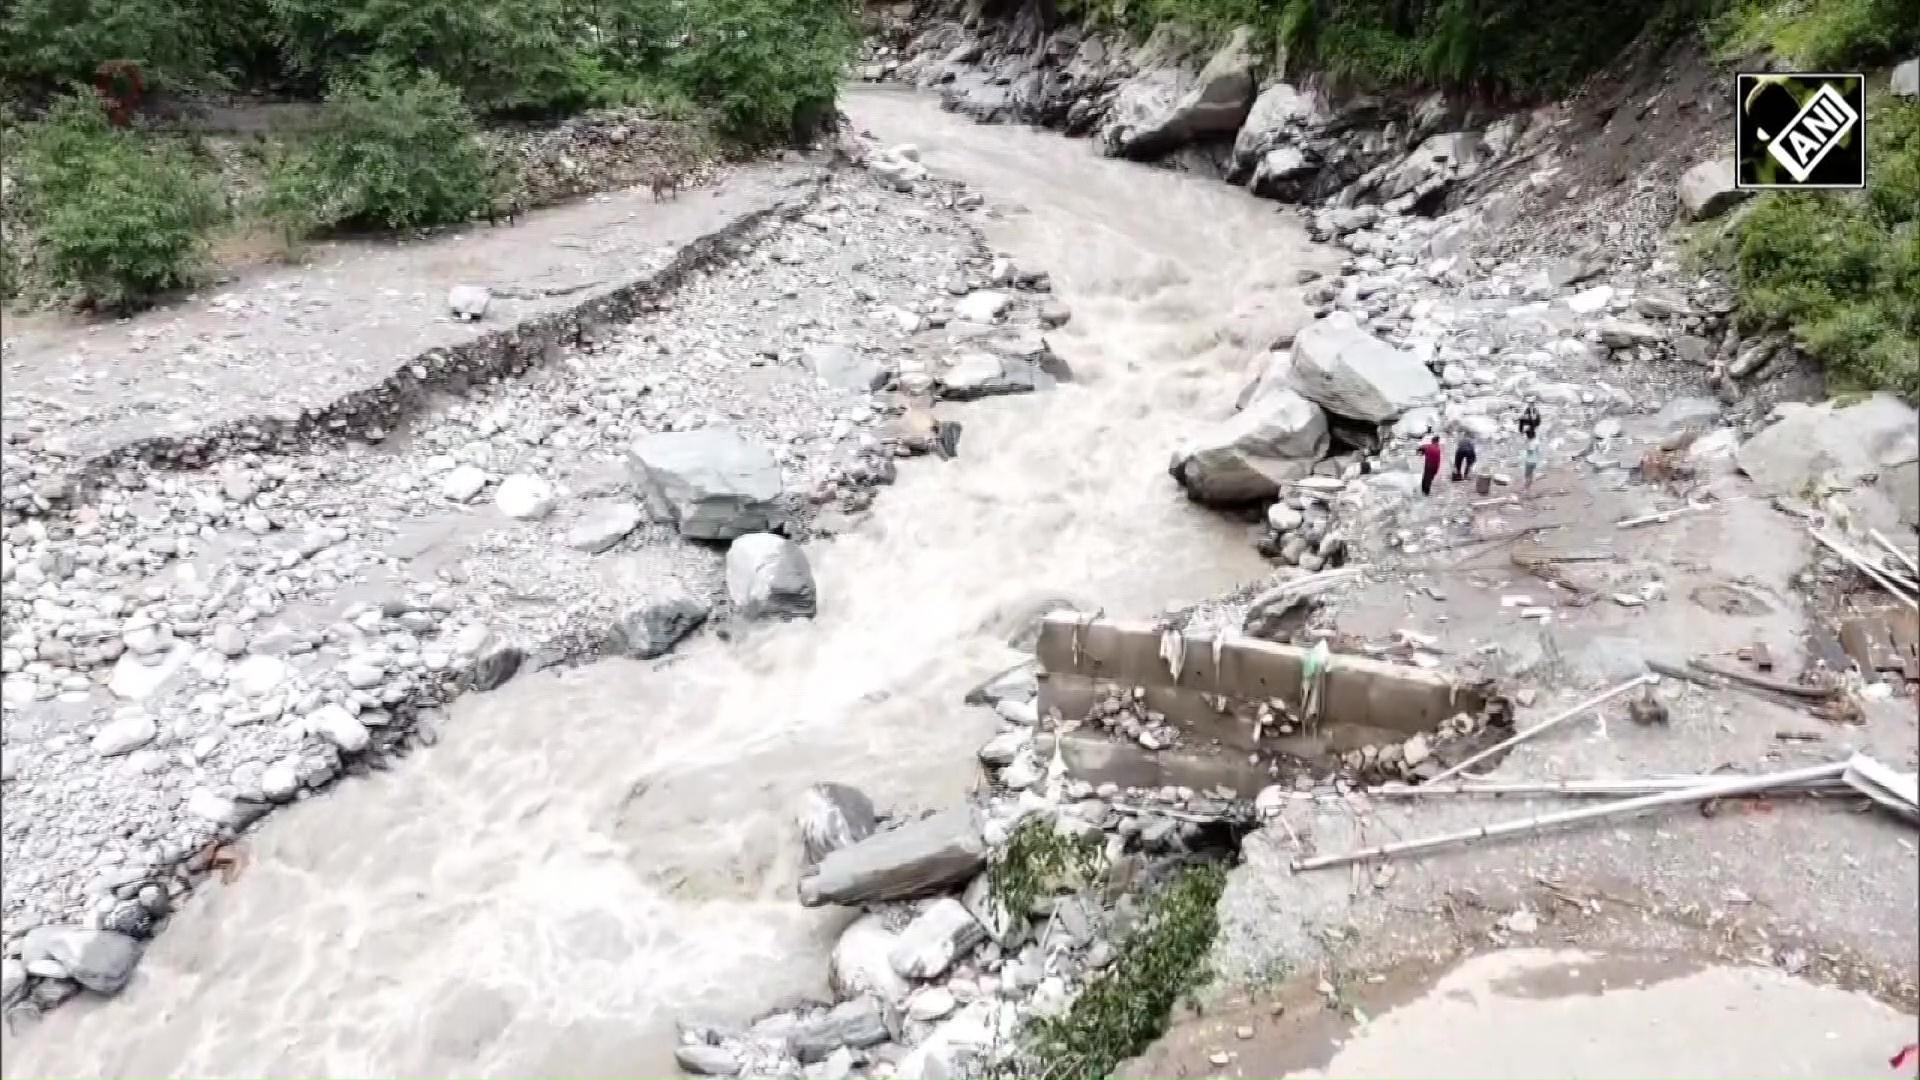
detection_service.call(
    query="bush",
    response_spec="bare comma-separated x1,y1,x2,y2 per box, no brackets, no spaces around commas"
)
1715,0,1920,69
17,93,225,312
1726,99,1920,398
665,0,859,143
1076,0,1723,99
1011,862,1227,1079
261,65,501,239
0,0,212,92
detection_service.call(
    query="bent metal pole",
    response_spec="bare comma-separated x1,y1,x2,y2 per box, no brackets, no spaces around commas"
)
1426,674,1657,785
1291,761,1851,873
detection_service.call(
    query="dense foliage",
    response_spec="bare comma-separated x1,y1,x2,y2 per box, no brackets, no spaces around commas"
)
1060,0,1724,98
0,0,859,139
1724,98,1920,398
13,93,226,311
259,65,501,239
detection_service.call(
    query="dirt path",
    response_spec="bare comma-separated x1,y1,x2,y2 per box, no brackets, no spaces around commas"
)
1123,949,1920,1079
1,162,813,468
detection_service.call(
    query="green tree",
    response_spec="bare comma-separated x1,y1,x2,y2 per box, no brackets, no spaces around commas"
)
0,0,212,92
665,0,858,142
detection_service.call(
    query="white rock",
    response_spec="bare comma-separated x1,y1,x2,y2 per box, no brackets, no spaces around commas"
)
208,624,247,658
342,661,385,689
91,713,158,757
309,703,370,754
230,653,290,697
441,465,491,502
107,644,189,701
1567,286,1614,314
566,501,644,553
952,290,1011,324
448,284,491,321
908,986,959,1022
830,913,912,1006
494,474,556,520
186,788,241,826
889,897,985,979
260,763,301,801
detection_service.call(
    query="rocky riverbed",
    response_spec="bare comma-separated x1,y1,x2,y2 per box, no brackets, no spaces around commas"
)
0,145,1080,1021
3,26,1917,1077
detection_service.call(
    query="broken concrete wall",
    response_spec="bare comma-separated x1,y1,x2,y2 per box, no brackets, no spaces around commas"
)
1034,612,1485,770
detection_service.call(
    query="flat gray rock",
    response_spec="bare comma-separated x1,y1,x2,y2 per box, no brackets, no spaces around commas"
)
629,427,784,540
798,808,987,907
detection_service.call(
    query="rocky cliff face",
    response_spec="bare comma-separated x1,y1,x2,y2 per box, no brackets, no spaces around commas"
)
858,0,1531,215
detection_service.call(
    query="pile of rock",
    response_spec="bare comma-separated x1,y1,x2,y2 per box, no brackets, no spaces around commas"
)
490,109,715,211
673,671,1255,1080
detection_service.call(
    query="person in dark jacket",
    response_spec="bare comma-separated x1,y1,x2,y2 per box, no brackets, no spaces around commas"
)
1418,434,1443,496
1452,432,1478,482
1518,401,1542,440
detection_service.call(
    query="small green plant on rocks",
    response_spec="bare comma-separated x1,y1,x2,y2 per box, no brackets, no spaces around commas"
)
988,818,1107,918
16,93,226,313
260,63,503,241
1016,861,1228,1079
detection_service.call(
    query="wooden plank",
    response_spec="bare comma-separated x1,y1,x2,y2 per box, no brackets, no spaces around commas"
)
1889,608,1919,658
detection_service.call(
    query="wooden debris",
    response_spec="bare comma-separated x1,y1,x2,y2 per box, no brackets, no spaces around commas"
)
1292,763,1853,872
1616,504,1703,529
1426,675,1658,784
1809,527,1919,609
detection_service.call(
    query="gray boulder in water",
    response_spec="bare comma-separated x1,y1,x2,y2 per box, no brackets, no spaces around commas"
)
726,533,817,620
796,782,879,867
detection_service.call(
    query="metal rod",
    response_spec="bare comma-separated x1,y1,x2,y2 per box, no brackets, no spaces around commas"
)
1426,675,1656,784
1291,762,1852,872
1368,776,1849,798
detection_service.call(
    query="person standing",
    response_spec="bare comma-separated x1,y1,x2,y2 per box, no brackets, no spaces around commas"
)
1522,436,1542,492
1452,432,1478,482
1419,434,1443,497
1518,400,1542,440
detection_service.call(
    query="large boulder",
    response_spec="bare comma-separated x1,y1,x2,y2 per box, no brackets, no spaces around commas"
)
1678,158,1748,221
1892,58,1917,98
796,782,879,867
628,427,784,540
725,533,817,620
1100,26,1258,159
19,926,143,995
830,914,912,1006
798,808,988,907
1230,82,1326,181
1169,379,1329,504
1736,393,1919,495
1289,312,1439,423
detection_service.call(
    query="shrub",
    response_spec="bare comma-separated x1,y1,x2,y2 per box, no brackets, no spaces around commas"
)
0,0,212,93
17,93,225,312
1727,99,1920,398
1012,862,1227,1079
261,65,501,239
1715,0,1919,69
665,0,859,143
